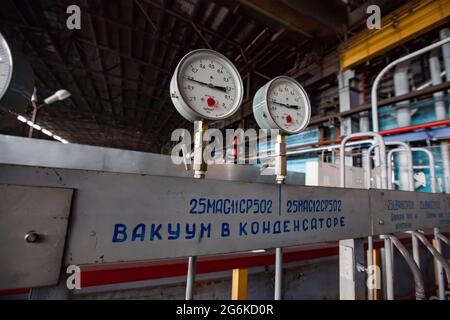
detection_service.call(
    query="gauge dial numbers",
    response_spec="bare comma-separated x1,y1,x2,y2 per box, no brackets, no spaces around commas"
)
253,76,311,135
170,49,243,122
0,32,13,101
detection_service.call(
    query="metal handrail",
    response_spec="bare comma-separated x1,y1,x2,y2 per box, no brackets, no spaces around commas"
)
371,37,450,132
382,234,426,300
408,231,450,289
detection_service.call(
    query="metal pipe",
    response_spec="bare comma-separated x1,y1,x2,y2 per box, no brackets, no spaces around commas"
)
371,37,450,132
437,233,450,247
381,143,420,283
439,141,450,194
386,149,397,190
386,141,414,191
285,139,375,158
434,227,446,300
274,134,286,300
340,132,387,189
340,133,386,301
274,247,283,300
185,256,196,300
185,120,209,300
366,143,381,189
367,235,374,300
409,231,450,290
429,49,447,120
386,147,415,191
412,235,421,270
381,236,395,300
411,148,436,193
386,235,426,300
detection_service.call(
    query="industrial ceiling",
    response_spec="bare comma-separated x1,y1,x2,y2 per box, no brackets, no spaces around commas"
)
0,0,405,153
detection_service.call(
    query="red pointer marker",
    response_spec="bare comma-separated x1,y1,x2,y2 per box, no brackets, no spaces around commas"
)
286,115,293,124
207,97,216,107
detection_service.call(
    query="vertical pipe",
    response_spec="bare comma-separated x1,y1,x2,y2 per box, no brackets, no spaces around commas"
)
440,28,450,110
28,102,38,138
185,120,208,300
380,248,387,300
433,227,446,300
274,134,286,300
274,247,283,300
439,29,450,194
441,142,450,194
429,50,446,120
393,63,412,192
394,62,411,128
367,236,374,300
387,150,394,190
185,256,196,300
383,237,394,300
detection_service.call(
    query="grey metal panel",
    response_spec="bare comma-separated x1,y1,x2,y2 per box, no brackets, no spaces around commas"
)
370,190,450,235
0,165,360,265
0,185,73,290
0,134,305,185
0,164,447,268
281,185,371,243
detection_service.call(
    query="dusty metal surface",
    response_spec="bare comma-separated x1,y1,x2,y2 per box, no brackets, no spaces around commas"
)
0,134,305,185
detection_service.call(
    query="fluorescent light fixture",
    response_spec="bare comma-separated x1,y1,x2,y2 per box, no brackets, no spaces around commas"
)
16,114,68,143
41,129,53,136
17,115,27,123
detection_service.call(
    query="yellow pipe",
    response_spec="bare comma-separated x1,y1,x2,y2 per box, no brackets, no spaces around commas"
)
373,249,381,300
231,268,248,300
340,0,450,70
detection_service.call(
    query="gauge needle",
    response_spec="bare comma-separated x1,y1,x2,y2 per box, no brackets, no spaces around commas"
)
184,76,228,92
272,100,299,110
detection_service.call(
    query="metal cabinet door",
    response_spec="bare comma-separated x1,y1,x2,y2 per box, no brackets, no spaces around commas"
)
0,184,73,290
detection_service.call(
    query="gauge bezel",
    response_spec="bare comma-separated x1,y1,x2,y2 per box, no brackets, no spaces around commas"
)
253,76,311,135
170,49,244,122
0,32,13,100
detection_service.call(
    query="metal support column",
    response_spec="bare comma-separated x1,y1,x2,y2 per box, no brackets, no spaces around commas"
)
185,120,208,300
339,238,367,300
231,268,248,300
274,134,286,300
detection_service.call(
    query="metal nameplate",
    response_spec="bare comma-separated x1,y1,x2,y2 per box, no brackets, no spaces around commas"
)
370,190,450,235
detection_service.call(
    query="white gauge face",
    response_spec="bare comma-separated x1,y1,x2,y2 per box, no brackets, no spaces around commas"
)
0,33,13,100
265,77,310,134
171,49,243,122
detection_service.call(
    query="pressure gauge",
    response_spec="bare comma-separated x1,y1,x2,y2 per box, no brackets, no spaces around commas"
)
253,76,311,135
0,32,34,114
170,49,244,122
0,32,13,101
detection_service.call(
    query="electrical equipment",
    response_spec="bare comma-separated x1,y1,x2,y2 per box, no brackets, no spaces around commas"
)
0,32,34,113
170,49,244,122
253,76,311,135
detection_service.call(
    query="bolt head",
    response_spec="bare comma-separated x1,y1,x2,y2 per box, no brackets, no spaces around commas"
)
24,231,40,243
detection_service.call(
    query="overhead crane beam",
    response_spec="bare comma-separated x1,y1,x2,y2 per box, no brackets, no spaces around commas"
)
238,0,346,39
340,0,450,70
